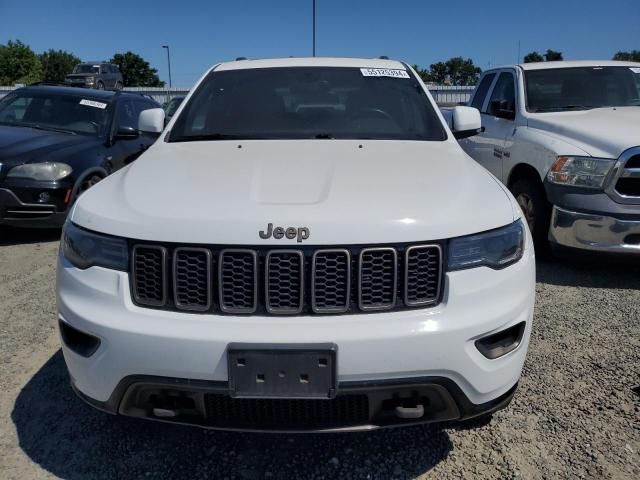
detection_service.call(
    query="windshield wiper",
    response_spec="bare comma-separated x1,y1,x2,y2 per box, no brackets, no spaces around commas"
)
169,133,261,142
9,123,77,134
314,133,334,139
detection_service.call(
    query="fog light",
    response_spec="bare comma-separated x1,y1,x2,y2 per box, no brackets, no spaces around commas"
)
475,322,526,359
38,192,51,203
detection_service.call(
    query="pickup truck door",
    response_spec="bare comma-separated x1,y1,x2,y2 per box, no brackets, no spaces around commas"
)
460,70,517,183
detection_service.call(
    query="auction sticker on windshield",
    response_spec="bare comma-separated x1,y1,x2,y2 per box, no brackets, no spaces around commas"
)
79,99,108,109
360,68,410,78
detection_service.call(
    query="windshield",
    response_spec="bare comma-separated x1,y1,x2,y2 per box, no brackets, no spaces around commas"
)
169,67,446,141
525,66,640,112
0,91,111,136
73,64,100,74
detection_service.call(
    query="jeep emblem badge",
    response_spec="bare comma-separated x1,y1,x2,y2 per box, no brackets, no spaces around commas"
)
259,223,310,243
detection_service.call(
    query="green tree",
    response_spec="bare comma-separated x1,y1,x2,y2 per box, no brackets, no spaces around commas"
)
523,51,544,63
110,51,164,87
613,50,640,62
428,57,481,86
0,40,42,85
543,49,563,61
40,49,81,83
411,64,431,83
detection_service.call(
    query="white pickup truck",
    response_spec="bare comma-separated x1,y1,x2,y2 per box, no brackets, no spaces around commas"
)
460,60,640,254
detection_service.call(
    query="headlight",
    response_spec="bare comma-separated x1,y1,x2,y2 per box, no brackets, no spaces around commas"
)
547,156,614,189
85,76,95,83
448,220,524,271
62,222,129,270
8,162,72,181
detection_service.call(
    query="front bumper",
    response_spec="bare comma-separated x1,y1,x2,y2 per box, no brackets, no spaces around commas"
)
57,238,535,431
0,187,68,227
549,206,640,254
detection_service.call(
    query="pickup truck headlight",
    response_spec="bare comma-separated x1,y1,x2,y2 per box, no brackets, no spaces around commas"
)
62,222,129,270
7,162,72,181
448,220,524,271
547,156,614,189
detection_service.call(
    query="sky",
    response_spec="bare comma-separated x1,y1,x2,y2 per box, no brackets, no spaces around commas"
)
2,0,639,87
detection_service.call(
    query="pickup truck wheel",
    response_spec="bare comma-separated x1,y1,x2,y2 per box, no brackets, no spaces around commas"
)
510,178,551,254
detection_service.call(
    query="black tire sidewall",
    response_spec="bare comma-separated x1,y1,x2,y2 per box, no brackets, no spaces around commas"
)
510,178,551,253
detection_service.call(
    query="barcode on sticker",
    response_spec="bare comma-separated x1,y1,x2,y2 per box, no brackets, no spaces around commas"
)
79,99,107,109
360,68,410,79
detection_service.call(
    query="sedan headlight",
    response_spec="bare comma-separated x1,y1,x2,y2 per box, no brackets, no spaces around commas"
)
8,162,72,181
547,156,614,189
448,220,524,271
62,222,128,270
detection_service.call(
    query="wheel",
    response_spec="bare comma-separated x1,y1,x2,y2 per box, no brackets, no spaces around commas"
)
510,178,551,255
114,81,123,91
78,174,103,196
96,81,105,90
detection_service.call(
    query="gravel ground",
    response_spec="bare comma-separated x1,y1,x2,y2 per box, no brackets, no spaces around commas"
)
0,227,638,479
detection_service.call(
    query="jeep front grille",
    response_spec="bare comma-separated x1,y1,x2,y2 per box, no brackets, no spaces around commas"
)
130,243,443,315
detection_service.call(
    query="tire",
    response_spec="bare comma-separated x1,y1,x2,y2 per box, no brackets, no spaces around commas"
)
96,81,105,90
510,178,551,255
114,81,123,91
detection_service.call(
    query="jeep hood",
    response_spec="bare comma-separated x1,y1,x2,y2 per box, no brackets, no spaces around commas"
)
72,140,516,244
528,107,640,158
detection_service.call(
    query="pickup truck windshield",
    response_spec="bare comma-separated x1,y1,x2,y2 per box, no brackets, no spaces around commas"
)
525,66,640,112
169,67,447,141
0,91,111,136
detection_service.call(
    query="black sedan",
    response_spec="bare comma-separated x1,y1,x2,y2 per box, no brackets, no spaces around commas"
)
0,85,162,228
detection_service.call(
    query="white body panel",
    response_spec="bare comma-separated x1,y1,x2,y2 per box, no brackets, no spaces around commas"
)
71,140,515,244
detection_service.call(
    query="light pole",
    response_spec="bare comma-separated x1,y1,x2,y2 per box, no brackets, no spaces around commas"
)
312,0,316,56
162,45,172,89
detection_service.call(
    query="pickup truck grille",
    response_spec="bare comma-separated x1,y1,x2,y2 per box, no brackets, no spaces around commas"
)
130,243,443,315
614,151,640,199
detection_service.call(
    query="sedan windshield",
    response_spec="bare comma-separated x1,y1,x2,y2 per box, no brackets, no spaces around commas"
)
0,91,111,136
169,67,446,141
525,66,640,112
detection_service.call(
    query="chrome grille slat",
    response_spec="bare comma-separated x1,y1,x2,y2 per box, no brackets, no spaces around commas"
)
311,249,351,314
358,247,397,311
132,245,167,306
405,245,442,306
219,249,258,314
173,247,212,311
610,149,640,202
265,250,304,314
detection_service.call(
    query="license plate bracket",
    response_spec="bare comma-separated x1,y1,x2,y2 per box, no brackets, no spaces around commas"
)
227,343,337,399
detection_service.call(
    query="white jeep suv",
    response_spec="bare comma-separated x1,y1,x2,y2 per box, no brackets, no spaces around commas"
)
57,57,535,431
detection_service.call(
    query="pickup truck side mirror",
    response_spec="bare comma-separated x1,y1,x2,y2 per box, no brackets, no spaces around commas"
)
138,108,165,136
450,106,483,139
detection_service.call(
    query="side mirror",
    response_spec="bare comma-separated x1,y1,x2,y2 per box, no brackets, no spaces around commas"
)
138,108,165,135
114,125,139,139
451,106,483,139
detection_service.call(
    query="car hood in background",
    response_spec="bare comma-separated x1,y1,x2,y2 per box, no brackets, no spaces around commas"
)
72,140,516,244
0,125,102,176
527,107,640,158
